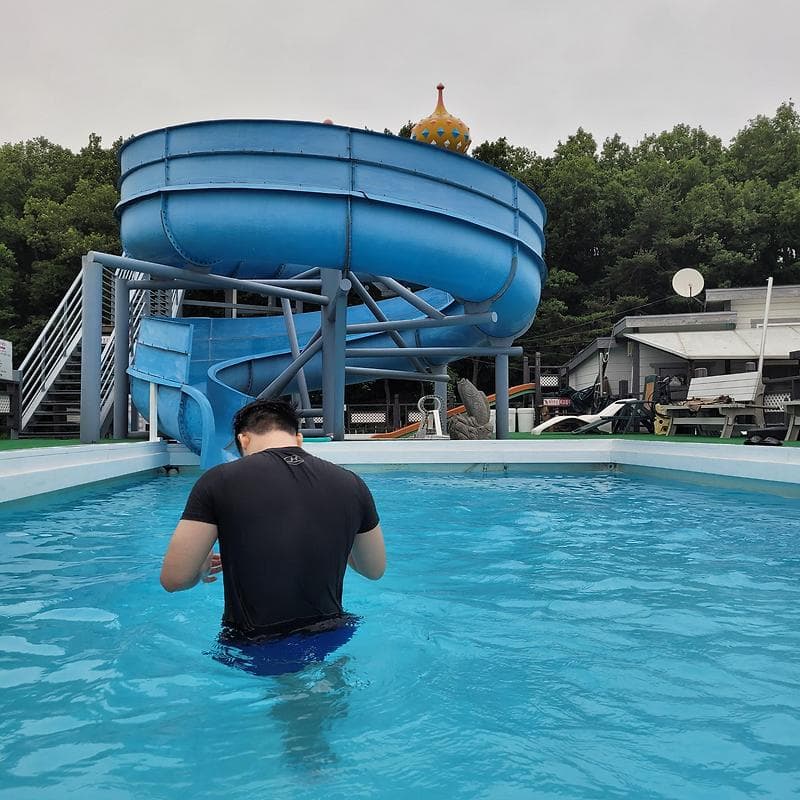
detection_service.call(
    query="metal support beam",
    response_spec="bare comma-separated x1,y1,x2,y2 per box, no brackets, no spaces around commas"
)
286,266,321,280
373,276,446,319
80,256,103,443
127,280,210,290
349,274,426,372
181,299,283,315
281,298,312,413
149,381,159,442
495,354,510,440
325,278,352,322
299,428,324,437
113,278,130,439
346,367,450,383
346,310,497,334
345,346,523,359
258,336,323,400
252,279,323,288
321,269,347,440
88,251,329,306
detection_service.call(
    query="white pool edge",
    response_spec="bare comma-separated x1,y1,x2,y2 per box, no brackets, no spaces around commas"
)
0,441,168,504
1,438,799,504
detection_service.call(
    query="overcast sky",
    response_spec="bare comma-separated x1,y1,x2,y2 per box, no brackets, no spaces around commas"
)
1,0,798,155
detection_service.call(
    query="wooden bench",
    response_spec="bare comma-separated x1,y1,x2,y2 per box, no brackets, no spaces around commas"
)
662,372,765,438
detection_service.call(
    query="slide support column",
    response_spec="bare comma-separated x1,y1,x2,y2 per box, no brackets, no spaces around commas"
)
113,278,130,439
321,269,347,440
495,354,509,439
80,255,103,443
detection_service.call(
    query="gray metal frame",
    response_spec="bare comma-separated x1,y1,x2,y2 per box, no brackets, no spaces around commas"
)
80,251,517,445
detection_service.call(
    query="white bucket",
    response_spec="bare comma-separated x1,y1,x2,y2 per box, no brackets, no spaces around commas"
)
490,409,517,433
516,408,534,433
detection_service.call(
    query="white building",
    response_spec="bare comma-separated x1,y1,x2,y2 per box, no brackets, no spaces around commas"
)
561,284,800,410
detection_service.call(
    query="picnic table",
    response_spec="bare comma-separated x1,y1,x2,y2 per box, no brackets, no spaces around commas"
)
662,372,765,438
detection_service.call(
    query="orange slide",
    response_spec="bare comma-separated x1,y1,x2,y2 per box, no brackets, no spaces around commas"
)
371,383,537,440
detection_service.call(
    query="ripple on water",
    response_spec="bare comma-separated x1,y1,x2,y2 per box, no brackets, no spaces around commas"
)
0,636,65,656
10,741,125,778
33,607,118,623
0,469,798,799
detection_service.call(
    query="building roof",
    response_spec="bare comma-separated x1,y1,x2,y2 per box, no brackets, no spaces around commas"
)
625,325,800,360
706,284,800,302
612,311,736,337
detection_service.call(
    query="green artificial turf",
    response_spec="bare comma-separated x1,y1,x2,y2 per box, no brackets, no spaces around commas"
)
0,438,133,451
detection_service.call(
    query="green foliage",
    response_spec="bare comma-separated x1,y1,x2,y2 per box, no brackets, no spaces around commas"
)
3,104,800,377
0,244,17,329
472,102,800,368
0,134,120,357
397,120,414,139
470,137,546,187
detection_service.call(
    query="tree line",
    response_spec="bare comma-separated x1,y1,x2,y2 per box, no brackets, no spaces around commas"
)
0,134,120,357
471,103,800,373
1,105,798,377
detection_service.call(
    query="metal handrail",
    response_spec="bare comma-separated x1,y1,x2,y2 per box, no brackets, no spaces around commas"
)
19,271,84,428
99,271,183,423
19,263,184,433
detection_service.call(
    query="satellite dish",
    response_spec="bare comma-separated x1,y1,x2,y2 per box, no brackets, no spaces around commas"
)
672,268,705,298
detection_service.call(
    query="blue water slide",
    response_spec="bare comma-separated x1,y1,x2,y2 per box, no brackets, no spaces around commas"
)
118,120,547,465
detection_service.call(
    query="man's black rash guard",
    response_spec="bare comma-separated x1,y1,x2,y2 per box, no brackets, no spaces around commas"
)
181,447,379,639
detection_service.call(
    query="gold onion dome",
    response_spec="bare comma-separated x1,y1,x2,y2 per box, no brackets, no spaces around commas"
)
411,83,471,153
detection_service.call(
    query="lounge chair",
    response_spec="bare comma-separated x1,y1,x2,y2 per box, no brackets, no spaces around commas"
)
531,398,644,435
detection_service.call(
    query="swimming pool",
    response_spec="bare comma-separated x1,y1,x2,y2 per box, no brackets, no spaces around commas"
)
1,469,798,799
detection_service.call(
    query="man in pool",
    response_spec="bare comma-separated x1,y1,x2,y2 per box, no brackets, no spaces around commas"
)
159,399,385,669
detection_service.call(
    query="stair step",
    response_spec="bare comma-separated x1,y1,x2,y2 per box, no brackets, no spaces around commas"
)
41,396,79,404
23,421,81,429
26,425,81,431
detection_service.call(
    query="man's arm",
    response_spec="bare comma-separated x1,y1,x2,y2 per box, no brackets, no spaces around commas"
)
160,519,220,592
348,525,386,580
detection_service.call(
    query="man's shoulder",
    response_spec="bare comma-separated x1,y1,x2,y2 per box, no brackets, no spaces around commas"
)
303,451,356,477
195,461,232,487
305,453,369,491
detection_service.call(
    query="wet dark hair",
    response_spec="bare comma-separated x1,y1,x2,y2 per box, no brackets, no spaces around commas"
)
232,399,299,454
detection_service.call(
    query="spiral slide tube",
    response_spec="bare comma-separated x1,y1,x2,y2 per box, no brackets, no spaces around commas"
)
117,120,547,466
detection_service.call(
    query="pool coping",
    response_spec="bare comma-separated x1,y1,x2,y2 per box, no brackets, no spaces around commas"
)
1,438,799,504
0,441,168,504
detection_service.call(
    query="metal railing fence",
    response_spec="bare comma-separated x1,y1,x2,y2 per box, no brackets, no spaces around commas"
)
19,266,183,433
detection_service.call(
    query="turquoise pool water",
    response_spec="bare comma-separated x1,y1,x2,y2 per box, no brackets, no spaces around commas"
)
0,469,798,799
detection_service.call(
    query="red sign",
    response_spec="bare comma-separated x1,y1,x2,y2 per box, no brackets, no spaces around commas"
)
543,397,571,407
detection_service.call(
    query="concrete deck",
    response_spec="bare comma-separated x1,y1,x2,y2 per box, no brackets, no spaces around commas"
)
0,441,168,504
1,437,799,504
